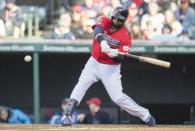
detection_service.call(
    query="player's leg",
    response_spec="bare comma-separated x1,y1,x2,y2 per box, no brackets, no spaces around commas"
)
100,65,156,126
69,57,99,103
62,57,99,126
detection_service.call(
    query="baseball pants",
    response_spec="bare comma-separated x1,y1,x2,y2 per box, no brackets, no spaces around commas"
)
70,56,151,122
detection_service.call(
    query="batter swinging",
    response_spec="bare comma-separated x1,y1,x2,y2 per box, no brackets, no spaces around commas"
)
62,6,156,126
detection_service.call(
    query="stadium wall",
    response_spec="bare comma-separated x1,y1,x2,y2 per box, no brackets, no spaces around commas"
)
0,53,195,124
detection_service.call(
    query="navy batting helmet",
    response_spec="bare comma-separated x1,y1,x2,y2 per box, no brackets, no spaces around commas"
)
111,6,129,22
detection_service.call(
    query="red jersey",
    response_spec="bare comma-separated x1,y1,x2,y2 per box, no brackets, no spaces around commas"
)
91,16,131,65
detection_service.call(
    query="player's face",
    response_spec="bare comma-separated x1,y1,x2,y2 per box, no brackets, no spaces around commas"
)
6,3,14,10
0,110,8,121
89,103,99,113
112,18,125,28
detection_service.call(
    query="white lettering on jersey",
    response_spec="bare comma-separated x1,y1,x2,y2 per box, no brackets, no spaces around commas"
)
103,34,120,47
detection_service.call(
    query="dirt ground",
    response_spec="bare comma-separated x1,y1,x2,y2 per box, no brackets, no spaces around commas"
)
0,124,195,131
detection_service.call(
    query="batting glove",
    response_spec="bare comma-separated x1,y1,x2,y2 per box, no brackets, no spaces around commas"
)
100,40,110,53
107,49,119,58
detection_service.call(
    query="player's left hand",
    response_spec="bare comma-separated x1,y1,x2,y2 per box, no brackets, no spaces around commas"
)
100,40,110,53
107,49,119,58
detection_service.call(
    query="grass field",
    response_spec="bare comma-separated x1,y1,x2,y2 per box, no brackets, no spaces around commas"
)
0,124,195,131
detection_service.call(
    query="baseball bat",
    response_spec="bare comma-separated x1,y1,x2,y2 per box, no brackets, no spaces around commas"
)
118,52,171,68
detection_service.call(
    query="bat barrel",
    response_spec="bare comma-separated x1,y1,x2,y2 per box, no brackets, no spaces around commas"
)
139,56,171,68
118,52,171,68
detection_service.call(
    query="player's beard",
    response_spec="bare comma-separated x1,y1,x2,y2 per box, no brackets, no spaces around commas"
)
111,20,124,29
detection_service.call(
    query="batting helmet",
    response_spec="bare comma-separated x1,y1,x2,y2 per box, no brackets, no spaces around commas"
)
111,6,129,22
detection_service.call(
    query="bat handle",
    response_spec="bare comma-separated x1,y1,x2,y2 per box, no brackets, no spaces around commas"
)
118,52,139,60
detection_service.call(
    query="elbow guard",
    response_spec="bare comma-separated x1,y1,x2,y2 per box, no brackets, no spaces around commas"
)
94,26,105,44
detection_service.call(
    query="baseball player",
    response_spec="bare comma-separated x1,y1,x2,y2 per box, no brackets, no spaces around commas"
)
62,6,156,126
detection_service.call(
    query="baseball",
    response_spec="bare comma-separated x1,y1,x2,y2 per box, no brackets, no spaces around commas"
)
24,55,32,62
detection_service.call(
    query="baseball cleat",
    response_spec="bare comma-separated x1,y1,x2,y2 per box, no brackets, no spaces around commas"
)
61,115,73,126
146,115,156,126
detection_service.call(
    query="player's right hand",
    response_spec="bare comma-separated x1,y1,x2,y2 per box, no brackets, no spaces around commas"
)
100,40,110,53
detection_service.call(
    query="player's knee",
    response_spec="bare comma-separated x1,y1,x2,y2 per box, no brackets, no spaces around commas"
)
110,94,124,104
108,73,121,81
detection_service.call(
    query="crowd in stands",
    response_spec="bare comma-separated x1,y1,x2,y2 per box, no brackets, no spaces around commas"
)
1,0,195,41
0,97,112,124
0,0,25,38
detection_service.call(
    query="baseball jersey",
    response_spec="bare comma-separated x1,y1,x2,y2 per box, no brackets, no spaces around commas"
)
91,16,131,65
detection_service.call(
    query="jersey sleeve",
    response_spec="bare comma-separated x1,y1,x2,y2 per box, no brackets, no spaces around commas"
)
16,109,31,124
92,16,108,30
118,33,131,54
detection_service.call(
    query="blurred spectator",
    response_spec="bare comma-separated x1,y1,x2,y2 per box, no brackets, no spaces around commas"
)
130,22,142,39
133,0,144,7
0,106,31,124
169,0,179,12
3,0,25,38
142,20,156,39
174,0,195,30
165,9,183,35
0,0,6,18
178,28,190,41
70,3,95,39
135,0,149,17
93,0,109,15
188,26,195,39
82,0,98,19
111,0,122,7
126,3,140,31
79,16,95,39
156,0,170,10
70,4,83,38
120,0,144,9
52,13,75,40
49,98,78,125
103,0,122,17
0,0,6,10
162,24,172,34
127,3,140,23
78,97,112,124
152,24,178,41
0,19,6,38
58,0,70,14
141,2,165,39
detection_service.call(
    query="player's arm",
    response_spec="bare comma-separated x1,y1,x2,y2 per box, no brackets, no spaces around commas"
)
94,26,125,62
94,26,104,43
109,38,131,63
93,16,107,43
94,26,110,53
108,48,125,63
114,37,131,62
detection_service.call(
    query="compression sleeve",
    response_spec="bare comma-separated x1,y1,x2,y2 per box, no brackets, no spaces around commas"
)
94,26,105,44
